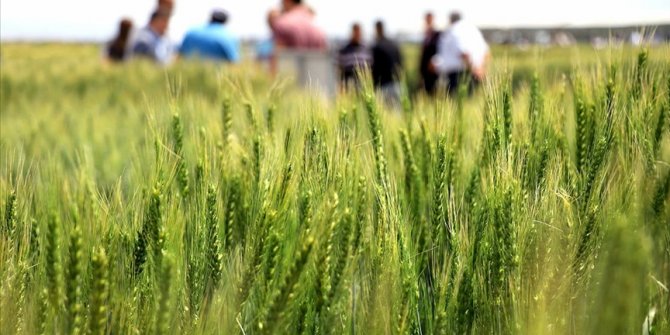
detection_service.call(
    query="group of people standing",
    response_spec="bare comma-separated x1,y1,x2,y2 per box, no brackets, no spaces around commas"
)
105,0,326,66
338,21,403,102
338,11,490,99
105,0,242,65
105,1,489,98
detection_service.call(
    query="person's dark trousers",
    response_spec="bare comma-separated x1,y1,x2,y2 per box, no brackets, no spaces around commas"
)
446,71,480,96
421,71,439,96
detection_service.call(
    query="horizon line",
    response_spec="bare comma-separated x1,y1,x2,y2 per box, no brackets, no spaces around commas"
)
2,21,669,43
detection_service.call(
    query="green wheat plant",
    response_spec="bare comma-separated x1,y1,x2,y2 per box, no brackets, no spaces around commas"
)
0,43,668,335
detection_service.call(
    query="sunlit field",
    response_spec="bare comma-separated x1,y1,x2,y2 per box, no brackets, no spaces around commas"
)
1,43,669,334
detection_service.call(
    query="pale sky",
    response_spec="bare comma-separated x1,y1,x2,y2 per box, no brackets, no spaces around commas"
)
1,0,669,42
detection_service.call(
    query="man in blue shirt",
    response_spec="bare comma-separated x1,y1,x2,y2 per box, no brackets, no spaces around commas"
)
132,10,175,65
180,10,240,62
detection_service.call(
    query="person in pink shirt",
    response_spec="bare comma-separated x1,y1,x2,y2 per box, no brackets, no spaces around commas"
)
267,0,327,50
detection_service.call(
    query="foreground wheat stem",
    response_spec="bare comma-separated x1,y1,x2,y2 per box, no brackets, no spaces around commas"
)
88,247,109,335
258,237,314,333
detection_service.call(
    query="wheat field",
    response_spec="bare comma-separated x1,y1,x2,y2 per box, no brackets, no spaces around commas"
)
1,43,669,334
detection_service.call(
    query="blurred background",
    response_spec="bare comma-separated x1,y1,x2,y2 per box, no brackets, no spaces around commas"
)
2,0,669,45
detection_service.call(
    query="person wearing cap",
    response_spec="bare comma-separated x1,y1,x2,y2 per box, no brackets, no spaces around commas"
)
180,10,240,62
131,10,174,65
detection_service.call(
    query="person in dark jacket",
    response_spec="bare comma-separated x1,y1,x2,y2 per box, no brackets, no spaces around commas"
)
338,23,371,90
371,20,403,107
106,18,133,62
419,12,441,95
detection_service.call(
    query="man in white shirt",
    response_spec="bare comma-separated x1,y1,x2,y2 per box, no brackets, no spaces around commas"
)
431,12,490,95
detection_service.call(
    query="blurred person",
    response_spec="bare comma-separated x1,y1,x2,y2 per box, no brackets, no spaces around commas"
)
431,12,490,95
254,38,275,73
372,20,403,107
131,10,175,65
337,23,371,89
158,0,175,16
106,18,133,62
267,0,327,50
266,0,333,96
180,10,240,62
418,12,441,95
255,38,275,61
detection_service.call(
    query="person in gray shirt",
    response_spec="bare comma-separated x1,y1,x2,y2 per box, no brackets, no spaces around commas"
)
131,10,174,65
